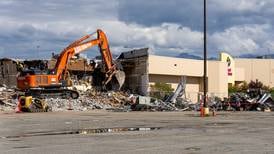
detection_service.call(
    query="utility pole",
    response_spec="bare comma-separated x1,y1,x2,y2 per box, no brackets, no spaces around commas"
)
203,0,209,116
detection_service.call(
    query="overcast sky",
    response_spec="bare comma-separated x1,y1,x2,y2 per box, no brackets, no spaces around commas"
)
0,0,273,59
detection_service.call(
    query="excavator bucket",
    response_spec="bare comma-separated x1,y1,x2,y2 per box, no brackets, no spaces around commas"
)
103,70,125,91
114,70,125,90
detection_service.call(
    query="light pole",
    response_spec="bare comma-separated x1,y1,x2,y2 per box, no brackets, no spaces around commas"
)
203,0,209,116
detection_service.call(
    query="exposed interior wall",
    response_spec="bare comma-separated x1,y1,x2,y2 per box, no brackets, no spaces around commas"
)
119,48,149,95
48,58,94,72
0,59,18,87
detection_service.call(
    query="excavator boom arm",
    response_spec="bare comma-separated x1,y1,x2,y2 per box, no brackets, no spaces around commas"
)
54,29,120,85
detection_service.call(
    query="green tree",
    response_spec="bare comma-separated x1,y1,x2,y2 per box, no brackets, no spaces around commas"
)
239,81,248,92
150,82,174,99
228,79,273,95
150,82,174,92
228,84,240,94
270,88,274,98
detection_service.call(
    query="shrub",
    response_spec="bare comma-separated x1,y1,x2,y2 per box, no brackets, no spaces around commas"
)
150,82,174,99
228,79,273,95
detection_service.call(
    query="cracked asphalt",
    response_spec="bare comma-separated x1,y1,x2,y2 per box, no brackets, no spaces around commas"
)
0,111,274,154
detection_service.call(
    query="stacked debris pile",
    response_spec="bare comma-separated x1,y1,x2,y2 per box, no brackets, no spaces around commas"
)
0,85,18,111
1,77,273,112
43,91,129,111
0,88,183,112
128,96,177,111
0,58,19,88
198,91,274,112
44,91,180,112
218,80,274,111
164,90,274,112
220,92,274,111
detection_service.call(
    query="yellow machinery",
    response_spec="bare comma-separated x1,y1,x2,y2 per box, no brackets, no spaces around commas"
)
18,96,51,112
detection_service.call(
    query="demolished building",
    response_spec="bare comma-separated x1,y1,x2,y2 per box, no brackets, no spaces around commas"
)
118,48,149,96
0,57,96,87
0,58,18,87
2,48,274,104
0,49,235,103
48,57,95,77
119,48,228,102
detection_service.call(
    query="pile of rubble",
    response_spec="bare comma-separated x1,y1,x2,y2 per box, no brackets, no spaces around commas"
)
45,91,130,111
210,92,274,111
45,90,181,112
1,81,273,112
0,85,17,111
0,85,181,112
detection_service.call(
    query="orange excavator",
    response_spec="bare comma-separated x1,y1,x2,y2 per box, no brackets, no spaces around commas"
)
17,29,125,99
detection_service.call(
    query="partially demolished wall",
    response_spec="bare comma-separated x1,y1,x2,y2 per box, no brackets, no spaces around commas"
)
119,48,149,96
48,58,96,82
0,58,18,87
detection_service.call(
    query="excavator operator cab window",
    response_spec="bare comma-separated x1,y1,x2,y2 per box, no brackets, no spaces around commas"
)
48,69,56,75
20,70,36,76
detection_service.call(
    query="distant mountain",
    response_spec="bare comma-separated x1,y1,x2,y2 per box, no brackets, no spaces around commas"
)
176,53,202,60
238,54,259,58
208,57,218,60
239,53,274,59
176,53,219,60
256,54,274,59
175,53,274,60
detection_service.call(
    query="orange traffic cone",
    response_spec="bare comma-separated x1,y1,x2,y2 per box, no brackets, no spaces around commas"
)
200,98,204,117
67,100,73,110
15,100,22,113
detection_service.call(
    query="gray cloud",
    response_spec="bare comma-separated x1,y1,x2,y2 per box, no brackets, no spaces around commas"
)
118,0,203,31
0,0,274,59
118,0,274,32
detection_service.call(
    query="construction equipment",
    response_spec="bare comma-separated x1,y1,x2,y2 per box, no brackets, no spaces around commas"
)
18,96,51,112
17,29,125,99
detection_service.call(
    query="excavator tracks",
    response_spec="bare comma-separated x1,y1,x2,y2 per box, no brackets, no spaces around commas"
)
25,88,80,99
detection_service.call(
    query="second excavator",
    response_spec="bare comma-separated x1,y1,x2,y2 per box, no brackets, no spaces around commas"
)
17,29,125,99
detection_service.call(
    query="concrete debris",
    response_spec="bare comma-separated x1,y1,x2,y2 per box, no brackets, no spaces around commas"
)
0,86,183,112
0,58,18,88
1,78,274,112
206,92,274,111
41,91,133,111
0,88,273,112
1,80,273,112
0,85,18,111
165,76,186,104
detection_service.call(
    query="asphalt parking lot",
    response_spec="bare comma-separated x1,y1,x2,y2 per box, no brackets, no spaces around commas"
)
0,111,274,154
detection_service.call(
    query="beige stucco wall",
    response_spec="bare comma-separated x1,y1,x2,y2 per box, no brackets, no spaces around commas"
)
235,59,274,87
235,68,245,81
148,74,182,90
148,55,228,102
149,55,203,76
145,54,274,103
208,61,228,99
